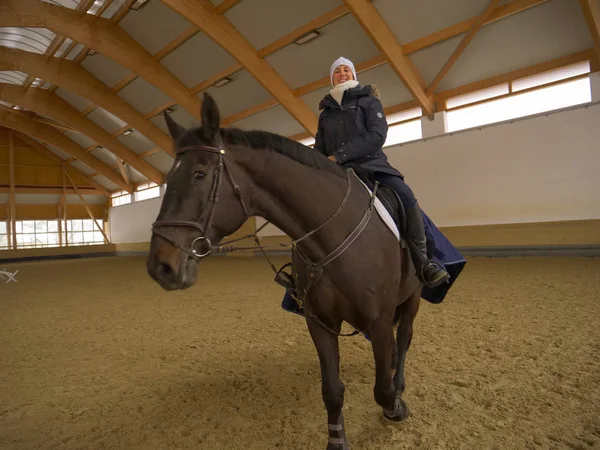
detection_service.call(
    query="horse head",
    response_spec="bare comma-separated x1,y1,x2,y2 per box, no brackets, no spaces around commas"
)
147,93,249,291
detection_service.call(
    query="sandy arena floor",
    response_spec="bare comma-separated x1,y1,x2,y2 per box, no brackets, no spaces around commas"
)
1,255,599,450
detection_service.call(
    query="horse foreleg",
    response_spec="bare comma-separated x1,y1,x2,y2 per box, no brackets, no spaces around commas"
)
393,289,421,395
370,320,409,422
306,316,348,450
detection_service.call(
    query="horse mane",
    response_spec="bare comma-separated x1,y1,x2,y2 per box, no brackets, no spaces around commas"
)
220,128,346,179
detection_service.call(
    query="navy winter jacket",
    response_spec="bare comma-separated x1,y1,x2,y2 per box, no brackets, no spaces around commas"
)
313,84,403,179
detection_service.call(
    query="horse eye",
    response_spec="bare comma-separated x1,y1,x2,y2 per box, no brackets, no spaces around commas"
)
193,171,205,181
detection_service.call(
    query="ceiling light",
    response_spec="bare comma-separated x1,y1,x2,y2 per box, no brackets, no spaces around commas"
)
165,107,175,114
87,49,96,56
294,30,321,46
213,77,232,88
95,145,103,151
123,129,134,136
130,0,150,11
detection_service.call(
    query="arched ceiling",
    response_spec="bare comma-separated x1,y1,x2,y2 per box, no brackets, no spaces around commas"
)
0,0,597,196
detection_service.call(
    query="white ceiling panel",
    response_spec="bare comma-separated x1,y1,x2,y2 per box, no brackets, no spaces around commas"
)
117,130,155,154
265,14,380,89
86,107,127,134
117,77,174,115
81,53,132,88
301,85,331,115
145,151,175,174
0,27,56,54
15,194,61,204
91,173,119,191
231,105,304,137
372,0,497,45
128,166,146,183
0,71,27,85
409,35,463,88
150,114,170,134
91,147,118,166
0,194,9,203
64,130,96,149
437,0,594,92
201,70,273,120
46,144,71,160
70,160,96,176
119,1,192,55
225,0,343,50
165,106,200,130
160,32,237,88
54,88,93,112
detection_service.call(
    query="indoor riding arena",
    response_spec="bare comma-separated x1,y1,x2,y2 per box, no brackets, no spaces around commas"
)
1,1,599,449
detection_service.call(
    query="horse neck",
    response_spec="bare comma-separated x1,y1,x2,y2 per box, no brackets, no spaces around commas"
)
236,149,366,255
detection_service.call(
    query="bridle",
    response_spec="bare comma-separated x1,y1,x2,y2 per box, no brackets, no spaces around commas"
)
151,140,379,337
151,142,249,259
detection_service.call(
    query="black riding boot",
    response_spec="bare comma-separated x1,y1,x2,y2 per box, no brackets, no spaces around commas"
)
405,202,450,288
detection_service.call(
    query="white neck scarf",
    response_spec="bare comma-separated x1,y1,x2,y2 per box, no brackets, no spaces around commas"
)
329,80,359,106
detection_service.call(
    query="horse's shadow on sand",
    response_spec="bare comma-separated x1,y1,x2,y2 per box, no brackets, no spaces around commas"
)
99,348,408,449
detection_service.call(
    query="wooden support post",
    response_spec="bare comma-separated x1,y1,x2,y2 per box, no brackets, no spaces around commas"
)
8,130,17,250
64,169,110,244
62,163,68,247
57,204,63,247
5,204,11,250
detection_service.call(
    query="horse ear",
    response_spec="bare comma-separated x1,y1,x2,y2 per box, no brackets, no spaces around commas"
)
201,92,220,139
164,111,186,140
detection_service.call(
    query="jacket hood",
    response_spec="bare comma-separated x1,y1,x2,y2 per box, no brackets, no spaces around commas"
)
319,84,380,110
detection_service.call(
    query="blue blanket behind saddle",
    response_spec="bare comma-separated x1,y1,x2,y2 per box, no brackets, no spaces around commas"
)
280,208,466,316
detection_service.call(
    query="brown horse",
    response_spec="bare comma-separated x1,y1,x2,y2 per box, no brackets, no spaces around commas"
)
147,93,423,449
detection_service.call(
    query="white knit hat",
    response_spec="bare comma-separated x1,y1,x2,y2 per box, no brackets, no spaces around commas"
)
330,57,357,87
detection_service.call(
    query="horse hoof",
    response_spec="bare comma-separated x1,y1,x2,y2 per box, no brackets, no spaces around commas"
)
383,397,410,422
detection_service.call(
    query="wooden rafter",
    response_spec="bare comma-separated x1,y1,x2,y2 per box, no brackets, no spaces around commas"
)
15,133,110,197
579,0,600,66
0,83,165,185
342,0,433,115
0,186,103,195
161,0,318,136
8,130,17,249
426,0,502,95
0,0,203,119
0,48,173,155
0,109,130,192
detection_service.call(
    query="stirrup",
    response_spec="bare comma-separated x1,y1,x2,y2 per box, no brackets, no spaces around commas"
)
274,262,295,291
418,260,450,288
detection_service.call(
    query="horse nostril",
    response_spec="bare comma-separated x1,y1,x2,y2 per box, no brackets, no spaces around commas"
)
156,261,175,280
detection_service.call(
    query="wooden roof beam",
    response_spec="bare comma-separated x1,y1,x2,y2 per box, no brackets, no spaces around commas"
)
0,84,165,185
15,133,110,197
0,109,130,192
426,0,502,95
0,0,202,119
342,0,434,116
162,0,318,136
0,186,103,195
579,0,600,67
0,48,174,155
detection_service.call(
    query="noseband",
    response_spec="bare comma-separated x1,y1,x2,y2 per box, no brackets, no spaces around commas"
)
151,143,249,259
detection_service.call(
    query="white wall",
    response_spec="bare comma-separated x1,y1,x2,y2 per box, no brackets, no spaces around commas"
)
385,102,600,227
109,194,163,243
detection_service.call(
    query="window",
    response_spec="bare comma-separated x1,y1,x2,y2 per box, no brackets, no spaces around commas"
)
0,221,8,250
135,184,160,201
384,120,422,147
446,78,592,132
111,189,132,207
14,220,61,249
64,219,105,246
445,62,592,133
